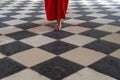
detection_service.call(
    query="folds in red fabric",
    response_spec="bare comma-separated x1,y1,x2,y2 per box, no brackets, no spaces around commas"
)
45,0,68,21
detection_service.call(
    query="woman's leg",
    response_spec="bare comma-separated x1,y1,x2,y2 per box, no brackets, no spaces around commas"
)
54,19,62,31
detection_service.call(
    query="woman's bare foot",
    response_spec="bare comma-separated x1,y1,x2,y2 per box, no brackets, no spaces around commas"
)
54,23,62,31
54,19,62,31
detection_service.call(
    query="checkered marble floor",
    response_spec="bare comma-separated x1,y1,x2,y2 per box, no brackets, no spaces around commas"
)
0,0,120,80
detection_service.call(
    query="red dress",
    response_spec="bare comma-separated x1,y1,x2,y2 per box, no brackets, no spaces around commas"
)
45,0,69,21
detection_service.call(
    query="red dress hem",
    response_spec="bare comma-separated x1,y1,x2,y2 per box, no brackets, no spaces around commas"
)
45,0,68,21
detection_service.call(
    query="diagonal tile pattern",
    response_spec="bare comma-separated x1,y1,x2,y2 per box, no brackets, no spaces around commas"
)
0,0,120,80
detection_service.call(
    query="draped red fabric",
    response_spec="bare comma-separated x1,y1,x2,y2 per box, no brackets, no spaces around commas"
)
44,0,69,21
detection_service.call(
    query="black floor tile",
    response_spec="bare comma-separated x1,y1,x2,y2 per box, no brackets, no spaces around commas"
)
89,56,120,80
76,11,92,15
43,30,73,39
80,29,111,38
0,17,16,22
116,31,120,34
103,15,120,20
2,12,20,16
0,57,26,79
109,21,120,26
98,11,115,14
7,30,37,40
39,41,78,55
75,16,96,21
83,39,120,54
26,12,43,16
15,22,40,29
78,22,103,28
20,17,41,21
7,9,25,11
0,22,9,28
31,57,84,80
0,41,33,56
